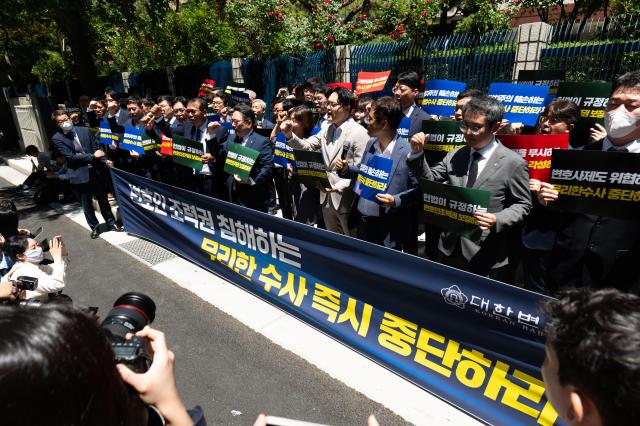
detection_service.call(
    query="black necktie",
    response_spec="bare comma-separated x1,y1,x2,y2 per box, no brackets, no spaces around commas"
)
466,151,482,188
191,126,201,141
608,146,629,153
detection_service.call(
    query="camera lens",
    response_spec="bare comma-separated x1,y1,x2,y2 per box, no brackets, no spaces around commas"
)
101,292,156,343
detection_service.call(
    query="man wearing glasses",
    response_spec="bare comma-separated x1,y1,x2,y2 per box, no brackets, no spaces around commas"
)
408,95,531,282
392,72,431,138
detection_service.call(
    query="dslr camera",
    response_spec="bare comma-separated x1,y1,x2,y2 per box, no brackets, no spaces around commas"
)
101,292,156,373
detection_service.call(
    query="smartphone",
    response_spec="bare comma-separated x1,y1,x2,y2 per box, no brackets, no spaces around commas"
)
40,238,50,252
265,416,331,426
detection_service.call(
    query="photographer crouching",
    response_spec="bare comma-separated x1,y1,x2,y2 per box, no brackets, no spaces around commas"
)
1,235,67,301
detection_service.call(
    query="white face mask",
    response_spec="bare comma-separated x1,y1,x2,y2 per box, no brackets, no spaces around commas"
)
605,109,640,139
23,247,44,264
60,120,74,133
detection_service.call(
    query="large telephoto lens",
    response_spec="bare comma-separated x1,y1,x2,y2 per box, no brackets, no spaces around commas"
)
101,292,156,342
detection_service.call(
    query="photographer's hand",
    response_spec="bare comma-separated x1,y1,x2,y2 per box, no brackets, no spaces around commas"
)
0,282,17,301
117,327,192,426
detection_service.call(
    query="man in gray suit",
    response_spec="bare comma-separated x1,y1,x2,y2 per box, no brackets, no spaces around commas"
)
408,95,531,280
283,87,369,235
336,97,420,250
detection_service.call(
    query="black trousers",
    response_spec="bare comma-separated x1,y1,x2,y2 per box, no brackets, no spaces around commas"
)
71,168,116,230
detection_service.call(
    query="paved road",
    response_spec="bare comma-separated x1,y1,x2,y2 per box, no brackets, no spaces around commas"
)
1,179,410,426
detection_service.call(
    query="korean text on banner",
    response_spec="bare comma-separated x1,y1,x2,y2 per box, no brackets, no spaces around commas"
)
498,134,569,182
171,134,204,171
488,83,550,127
111,168,561,426
354,155,393,202
160,135,173,156
293,150,330,187
121,127,146,155
556,82,612,148
422,120,466,166
224,142,259,181
420,179,491,242
98,122,119,146
550,149,640,219
397,117,411,144
422,80,467,116
356,71,391,95
273,132,295,168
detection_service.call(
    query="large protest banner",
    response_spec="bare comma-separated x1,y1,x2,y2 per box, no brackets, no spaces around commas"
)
422,79,467,116
420,179,491,242
224,143,260,181
498,134,569,182
171,134,204,171
355,71,391,95
555,81,612,147
294,150,330,187
422,120,466,165
549,150,640,219
112,168,561,426
488,83,549,127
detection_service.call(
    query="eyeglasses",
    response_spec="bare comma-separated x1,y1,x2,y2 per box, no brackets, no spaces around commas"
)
327,102,342,108
540,116,564,125
460,123,485,135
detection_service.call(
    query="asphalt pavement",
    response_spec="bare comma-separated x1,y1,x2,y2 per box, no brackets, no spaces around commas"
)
1,177,410,426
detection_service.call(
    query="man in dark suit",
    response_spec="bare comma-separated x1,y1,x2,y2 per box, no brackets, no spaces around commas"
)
221,103,273,212
50,110,122,239
538,70,640,294
393,71,431,138
336,97,420,250
251,99,274,130
408,96,531,281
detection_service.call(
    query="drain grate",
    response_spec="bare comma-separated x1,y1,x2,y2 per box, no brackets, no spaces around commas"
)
119,239,176,266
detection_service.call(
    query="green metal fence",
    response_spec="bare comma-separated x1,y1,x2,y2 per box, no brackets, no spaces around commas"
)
540,14,640,81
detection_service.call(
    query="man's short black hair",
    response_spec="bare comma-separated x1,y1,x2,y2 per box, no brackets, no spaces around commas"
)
462,95,504,127
126,97,143,107
612,70,640,95
313,84,332,98
157,95,174,104
25,145,39,156
105,89,121,102
371,97,404,131
304,76,324,90
187,97,207,112
457,88,484,101
329,87,355,111
544,288,640,426
142,98,155,107
174,96,187,105
233,103,256,127
396,71,422,91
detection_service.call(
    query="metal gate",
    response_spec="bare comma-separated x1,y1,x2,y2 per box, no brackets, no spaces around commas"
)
8,95,50,153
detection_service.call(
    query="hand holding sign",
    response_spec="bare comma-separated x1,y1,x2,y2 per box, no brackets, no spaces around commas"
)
590,123,607,143
279,119,293,139
473,211,496,230
376,193,395,208
208,121,221,133
335,158,348,173
537,181,558,206
201,153,214,163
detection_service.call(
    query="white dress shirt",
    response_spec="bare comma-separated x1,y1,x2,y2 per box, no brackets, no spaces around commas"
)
467,138,498,185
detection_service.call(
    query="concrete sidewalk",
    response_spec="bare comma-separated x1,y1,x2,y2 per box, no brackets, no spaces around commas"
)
0,152,481,426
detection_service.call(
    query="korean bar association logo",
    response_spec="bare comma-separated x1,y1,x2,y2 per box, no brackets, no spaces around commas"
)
441,285,468,309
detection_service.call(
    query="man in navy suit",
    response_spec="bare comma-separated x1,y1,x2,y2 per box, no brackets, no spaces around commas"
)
336,97,420,250
220,104,273,212
393,71,431,138
50,110,122,239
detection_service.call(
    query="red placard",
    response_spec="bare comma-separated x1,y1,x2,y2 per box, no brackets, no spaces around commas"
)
498,133,569,182
355,71,391,95
160,135,173,156
327,82,353,91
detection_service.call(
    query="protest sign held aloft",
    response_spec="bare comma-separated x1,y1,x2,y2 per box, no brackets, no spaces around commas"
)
171,134,205,171
98,122,120,147
421,179,491,243
224,143,260,181
556,81,612,147
489,83,550,127
422,120,466,166
354,155,393,202
121,127,147,155
273,132,295,168
550,149,640,219
517,69,565,104
498,134,569,182
294,150,330,187
356,71,391,95
422,79,467,116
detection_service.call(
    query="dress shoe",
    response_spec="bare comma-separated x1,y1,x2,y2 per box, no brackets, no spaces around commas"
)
90,228,99,239
108,223,124,232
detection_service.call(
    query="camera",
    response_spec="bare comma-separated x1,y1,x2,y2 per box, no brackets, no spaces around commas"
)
14,276,38,291
101,292,156,373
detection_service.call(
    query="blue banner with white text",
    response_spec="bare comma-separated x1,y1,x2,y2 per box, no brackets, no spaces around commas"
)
422,79,467,116
111,168,561,426
354,155,393,202
488,83,550,127
121,126,146,155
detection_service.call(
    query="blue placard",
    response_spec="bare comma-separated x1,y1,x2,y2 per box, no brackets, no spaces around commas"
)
98,121,119,146
221,121,234,131
397,117,411,144
488,83,550,127
273,132,295,168
354,154,393,202
120,126,146,155
422,80,467,116
207,112,221,123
